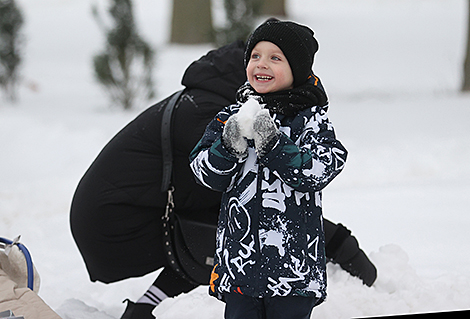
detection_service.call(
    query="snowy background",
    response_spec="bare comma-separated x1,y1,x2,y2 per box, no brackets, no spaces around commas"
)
1,0,470,318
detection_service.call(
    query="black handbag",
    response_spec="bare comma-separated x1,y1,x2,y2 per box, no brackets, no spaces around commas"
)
160,90,217,286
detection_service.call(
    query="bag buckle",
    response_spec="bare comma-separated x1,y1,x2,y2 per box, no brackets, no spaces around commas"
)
163,186,175,221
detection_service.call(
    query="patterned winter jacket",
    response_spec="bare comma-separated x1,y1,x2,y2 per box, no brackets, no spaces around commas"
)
189,80,347,304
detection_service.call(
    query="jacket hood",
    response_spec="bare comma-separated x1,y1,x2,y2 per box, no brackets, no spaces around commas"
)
181,40,247,102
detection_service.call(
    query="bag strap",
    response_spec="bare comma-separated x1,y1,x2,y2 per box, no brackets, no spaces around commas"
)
161,90,184,193
160,89,205,285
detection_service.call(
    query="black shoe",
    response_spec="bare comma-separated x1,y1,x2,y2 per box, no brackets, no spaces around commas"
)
120,299,156,319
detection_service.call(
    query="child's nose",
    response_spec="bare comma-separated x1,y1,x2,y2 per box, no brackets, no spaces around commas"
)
257,58,268,69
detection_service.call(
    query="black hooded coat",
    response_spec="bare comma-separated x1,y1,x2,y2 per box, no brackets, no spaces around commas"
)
70,41,247,283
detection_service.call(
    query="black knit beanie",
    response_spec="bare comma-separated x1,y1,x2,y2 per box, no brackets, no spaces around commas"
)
244,19,319,87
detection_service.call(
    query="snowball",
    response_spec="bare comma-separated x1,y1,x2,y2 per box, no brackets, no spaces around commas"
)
236,98,262,139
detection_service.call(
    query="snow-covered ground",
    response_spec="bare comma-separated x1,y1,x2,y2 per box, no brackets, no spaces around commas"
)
1,0,469,318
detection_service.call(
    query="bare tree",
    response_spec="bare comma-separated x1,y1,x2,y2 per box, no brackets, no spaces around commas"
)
260,0,286,17
463,0,470,92
0,0,24,102
170,0,213,44
215,0,262,46
92,0,155,109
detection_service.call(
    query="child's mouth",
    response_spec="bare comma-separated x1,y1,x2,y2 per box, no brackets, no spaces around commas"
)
255,75,273,81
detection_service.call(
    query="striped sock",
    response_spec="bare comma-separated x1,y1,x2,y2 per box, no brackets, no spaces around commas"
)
136,285,169,307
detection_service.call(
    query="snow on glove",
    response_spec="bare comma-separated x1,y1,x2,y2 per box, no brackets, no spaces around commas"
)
222,114,248,158
253,109,280,158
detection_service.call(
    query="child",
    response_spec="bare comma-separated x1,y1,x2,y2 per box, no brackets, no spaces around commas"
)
190,19,348,319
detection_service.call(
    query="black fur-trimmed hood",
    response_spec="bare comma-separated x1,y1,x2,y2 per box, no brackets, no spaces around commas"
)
181,40,247,103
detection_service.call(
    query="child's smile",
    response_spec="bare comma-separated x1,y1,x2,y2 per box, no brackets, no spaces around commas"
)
255,75,273,81
247,41,294,94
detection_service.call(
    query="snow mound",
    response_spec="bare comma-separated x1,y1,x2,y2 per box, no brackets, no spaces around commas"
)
56,299,115,319
313,245,470,318
153,286,225,319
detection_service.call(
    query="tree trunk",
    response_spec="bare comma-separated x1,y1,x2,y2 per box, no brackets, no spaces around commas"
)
170,0,214,44
259,0,286,17
462,0,470,91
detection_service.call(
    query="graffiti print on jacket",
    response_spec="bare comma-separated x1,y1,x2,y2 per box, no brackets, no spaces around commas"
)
190,101,347,303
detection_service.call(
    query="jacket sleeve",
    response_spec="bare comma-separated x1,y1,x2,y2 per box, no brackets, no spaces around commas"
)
189,105,246,192
259,104,348,193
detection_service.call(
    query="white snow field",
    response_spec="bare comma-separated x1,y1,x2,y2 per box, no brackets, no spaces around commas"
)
1,0,470,318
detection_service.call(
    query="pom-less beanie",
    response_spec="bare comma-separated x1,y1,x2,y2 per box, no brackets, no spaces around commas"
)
244,19,319,87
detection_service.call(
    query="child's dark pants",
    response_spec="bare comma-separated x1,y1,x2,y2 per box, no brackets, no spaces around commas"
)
224,293,318,319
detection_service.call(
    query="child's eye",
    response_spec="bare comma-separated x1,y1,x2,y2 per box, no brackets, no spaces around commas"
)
251,53,260,59
271,56,281,61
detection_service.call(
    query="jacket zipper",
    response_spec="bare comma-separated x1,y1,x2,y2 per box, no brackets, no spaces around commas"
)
254,161,264,298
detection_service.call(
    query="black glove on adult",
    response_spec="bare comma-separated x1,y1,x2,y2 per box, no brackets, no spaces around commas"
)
252,109,280,158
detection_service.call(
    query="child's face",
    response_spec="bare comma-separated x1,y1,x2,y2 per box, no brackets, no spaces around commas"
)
246,41,294,94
